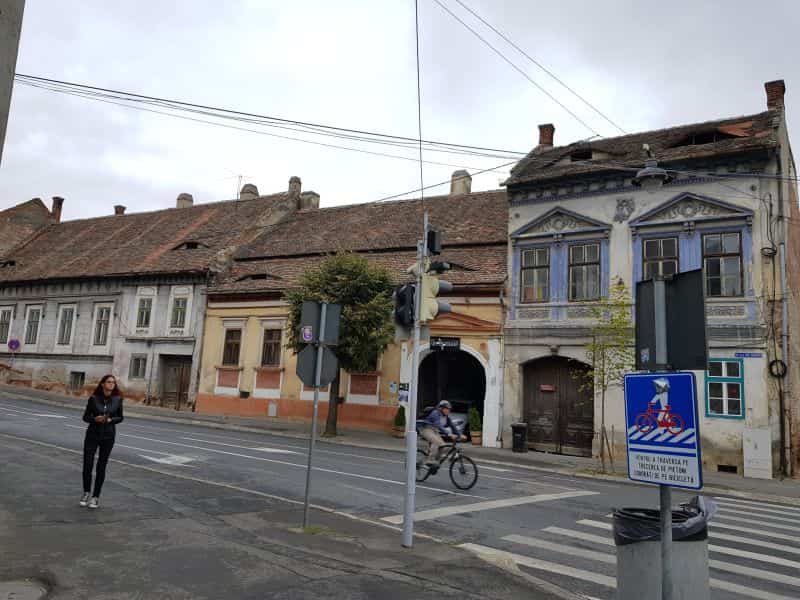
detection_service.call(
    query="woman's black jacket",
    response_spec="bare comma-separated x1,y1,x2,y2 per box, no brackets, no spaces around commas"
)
83,394,124,439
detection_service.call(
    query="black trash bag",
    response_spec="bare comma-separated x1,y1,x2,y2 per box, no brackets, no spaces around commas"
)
612,496,717,546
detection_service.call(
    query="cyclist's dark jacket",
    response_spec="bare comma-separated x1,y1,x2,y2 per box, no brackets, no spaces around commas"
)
422,408,457,436
83,394,124,440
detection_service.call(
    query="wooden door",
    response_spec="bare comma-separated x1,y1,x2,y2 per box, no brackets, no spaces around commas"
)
162,357,192,410
523,357,593,456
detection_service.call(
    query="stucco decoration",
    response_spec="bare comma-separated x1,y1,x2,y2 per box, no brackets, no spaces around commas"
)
527,213,592,234
706,304,747,317
613,198,635,222
567,306,594,319
649,199,732,221
517,308,551,320
511,207,613,240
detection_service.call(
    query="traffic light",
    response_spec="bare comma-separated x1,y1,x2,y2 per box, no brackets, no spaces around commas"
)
394,283,415,327
419,263,453,323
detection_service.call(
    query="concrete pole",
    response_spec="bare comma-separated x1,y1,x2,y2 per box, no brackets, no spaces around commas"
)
0,0,25,167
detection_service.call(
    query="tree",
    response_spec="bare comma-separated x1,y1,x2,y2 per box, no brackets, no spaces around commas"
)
578,279,635,472
285,253,395,436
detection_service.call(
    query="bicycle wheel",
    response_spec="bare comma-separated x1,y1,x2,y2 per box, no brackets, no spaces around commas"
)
635,413,655,433
668,414,685,435
449,454,478,490
416,449,431,482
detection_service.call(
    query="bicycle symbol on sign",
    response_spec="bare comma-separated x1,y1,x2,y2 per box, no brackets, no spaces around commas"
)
634,377,685,435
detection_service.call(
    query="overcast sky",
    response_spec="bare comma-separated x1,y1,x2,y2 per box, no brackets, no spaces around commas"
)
1,0,798,220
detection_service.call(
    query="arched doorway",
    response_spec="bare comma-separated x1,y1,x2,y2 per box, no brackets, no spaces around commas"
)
418,350,486,431
523,356,593,456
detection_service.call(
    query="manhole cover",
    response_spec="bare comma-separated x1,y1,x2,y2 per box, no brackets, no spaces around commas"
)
0,580,48,600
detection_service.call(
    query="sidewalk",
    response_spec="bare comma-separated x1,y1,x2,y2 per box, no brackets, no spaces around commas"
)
3,383,800,505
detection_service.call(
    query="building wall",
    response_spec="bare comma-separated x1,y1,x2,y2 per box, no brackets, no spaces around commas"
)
505,168,784,474
196,298,503,440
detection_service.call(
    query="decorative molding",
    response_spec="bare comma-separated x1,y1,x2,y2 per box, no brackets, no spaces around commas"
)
706,305,747,317
613,198,635,222
566,306,594,319
430,311,501,333
511,207,612,241
517,308,550,320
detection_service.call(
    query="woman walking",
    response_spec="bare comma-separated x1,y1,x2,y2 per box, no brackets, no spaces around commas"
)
80,375,123,509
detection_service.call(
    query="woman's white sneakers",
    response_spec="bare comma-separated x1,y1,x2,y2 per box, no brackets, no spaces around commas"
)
88,497,99,509
79,493,90,507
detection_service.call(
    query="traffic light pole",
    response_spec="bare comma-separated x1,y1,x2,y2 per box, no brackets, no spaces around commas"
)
402,212,427,548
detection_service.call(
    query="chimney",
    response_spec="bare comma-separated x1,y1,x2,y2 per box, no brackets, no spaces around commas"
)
288,176,301,198
176,193,194,209
765,80,786,110
51,196,63,223
450,170,472,195
299,191,320,210
538,123,555,148
114,205,126,215
239,183,259,200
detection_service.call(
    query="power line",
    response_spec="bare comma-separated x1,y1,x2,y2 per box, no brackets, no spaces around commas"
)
14,73,531,158
431,0,601,137
450,0,626,135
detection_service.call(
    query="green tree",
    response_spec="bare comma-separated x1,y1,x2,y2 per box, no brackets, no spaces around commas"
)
578,279,635,472
285,253,395,436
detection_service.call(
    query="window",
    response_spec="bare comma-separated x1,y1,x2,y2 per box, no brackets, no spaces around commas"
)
56,306,76,346
93,305,111,346
261,329,282,366
130,355,147,379
24,307,41,345
706,359,744,417
643,237,678,280
171,297,187,329
222,329,242,365
703,233,742,297
520,248,549,303
0,309,12,344
569,243,600,301
69,371,85,392
136,298,152,329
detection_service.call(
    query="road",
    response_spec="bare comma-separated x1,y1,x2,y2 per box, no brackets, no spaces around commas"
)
1,395,798,600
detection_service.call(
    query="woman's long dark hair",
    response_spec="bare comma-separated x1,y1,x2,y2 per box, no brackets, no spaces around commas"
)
93,374,122,399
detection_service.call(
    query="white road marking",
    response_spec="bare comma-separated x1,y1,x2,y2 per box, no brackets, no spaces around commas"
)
715,513,800,533
114,430,485,498
181,437,299,454
711,531,800,556
380,490,597,524
710,560,800,589
542,526,613,546
139,454,196,466
459,542,617,588
577,519,611,531
715,498,800,516
33,413,67,418
709,579,798,600
720,506,800,525
711,521,800,543
709,544,800,569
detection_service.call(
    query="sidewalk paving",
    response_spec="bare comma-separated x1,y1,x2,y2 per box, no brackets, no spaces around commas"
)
3,383,800,505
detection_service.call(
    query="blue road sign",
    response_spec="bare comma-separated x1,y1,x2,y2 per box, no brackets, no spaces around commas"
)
624,372,702,490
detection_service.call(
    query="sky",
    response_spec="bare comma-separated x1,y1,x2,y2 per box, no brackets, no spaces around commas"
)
1,0,798,221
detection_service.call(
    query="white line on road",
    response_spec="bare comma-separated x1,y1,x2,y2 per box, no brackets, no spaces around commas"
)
139,454,196,466
380,490,597,524
459,542,617,588
709,544,800,569
577,519,611,531
711,521,800,543
719,506,800,525
711,531,800,556
181,437,299,454
33,413,67,418
715,513,800,533
715,497,800,515
542,526,613,546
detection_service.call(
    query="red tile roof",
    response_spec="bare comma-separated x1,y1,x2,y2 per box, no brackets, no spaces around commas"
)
0,199,54,257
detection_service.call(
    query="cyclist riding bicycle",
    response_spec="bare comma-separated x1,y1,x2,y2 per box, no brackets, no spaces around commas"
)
418,400,466,472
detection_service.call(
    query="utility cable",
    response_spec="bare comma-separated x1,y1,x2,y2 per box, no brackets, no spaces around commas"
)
450,0,626,135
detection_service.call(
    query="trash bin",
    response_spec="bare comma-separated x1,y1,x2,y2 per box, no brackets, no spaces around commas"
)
511,423,528,453
613,496,715,600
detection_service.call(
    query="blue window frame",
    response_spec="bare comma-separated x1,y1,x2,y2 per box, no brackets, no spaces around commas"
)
705,358,744,418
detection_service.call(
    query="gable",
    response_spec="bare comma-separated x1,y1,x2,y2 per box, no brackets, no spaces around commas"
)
630,193,753,230
429,311,500,334
511,207,611,240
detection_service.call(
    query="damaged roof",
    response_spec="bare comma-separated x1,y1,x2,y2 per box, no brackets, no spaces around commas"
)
506,110,780,187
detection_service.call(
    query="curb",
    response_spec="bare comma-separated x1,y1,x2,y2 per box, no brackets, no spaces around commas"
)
3,387,800,507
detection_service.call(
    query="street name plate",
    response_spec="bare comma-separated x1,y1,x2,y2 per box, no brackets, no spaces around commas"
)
623,372,702,490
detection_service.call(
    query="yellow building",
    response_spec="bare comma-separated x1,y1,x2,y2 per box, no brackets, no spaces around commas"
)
196,175,508,445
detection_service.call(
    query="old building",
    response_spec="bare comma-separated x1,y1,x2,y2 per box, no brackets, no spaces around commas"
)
502,80,798,478
196,173,507,443
0,180,312,405
0,196,61,256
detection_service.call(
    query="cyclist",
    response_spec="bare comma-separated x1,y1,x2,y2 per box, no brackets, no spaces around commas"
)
648,378,671,426
419,400,466,472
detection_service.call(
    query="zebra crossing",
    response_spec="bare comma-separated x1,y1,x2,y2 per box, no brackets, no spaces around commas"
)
460,496,800,600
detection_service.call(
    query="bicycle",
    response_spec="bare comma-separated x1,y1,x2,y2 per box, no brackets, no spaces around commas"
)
635,403,685,435
415,438,478,490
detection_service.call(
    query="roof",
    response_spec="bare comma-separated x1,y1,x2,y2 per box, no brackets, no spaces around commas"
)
0,193,290,283
506,110,780,187
214,190,509,295
0,199,54,257
211,245,508,296
235,190,507,260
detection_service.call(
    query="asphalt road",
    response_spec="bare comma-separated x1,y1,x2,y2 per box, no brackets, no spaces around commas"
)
2,395,798,600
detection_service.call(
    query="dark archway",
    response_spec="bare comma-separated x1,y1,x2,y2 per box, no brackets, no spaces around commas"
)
418,350,486,426
522,356,593,456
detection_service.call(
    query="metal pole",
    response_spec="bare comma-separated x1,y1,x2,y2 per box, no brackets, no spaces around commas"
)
303,302,327,529
402,213,427,548
0,0,25,167
660,484,673,600
653,277,668,368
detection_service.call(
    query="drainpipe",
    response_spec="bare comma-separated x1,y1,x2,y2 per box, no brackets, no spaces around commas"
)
776,148,791,477
497,275,508,446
